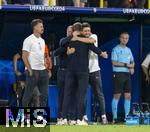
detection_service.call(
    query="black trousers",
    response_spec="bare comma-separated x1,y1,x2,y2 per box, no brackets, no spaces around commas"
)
22,69,49,107
142,80,150,105
89,70,106,115
62,71,89,120
57,68,67,118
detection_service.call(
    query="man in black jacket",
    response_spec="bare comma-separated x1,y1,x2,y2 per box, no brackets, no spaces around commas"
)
54,25,75,124
62,22,107,125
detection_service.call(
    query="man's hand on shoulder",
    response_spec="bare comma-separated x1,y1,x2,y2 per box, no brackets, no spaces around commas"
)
67,47,75,55
73,31,80,37
71,36,79,41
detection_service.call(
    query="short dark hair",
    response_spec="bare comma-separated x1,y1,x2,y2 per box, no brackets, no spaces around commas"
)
31,19,43,30
72,22,82,32
120,32,129,37
67,25,73,30
82,22,91,29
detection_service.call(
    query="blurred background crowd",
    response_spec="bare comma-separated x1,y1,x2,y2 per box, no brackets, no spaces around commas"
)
0,0,148,8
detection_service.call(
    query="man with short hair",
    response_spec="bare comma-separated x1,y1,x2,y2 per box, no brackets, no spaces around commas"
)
22,19,49,107
71,22,108,124
62,22,107,125
111,32,135,123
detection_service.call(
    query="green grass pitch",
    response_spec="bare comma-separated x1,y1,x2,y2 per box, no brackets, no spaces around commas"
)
0,125,150,132
50,125,150,132
0,126,50,132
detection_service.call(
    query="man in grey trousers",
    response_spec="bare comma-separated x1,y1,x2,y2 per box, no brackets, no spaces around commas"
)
22,19,49,107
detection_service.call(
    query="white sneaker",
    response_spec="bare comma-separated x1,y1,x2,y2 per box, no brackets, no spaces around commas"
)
102,117,108,125
76,119,88,126
61,118,68,125
57,118,68,125
81,120,88,125
83,115,88,122
76,119,82,125
57,118,63,125
68,120,76,125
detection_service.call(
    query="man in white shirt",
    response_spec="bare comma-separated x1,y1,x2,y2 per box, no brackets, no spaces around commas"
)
22,19,49,107
71,22,108,124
